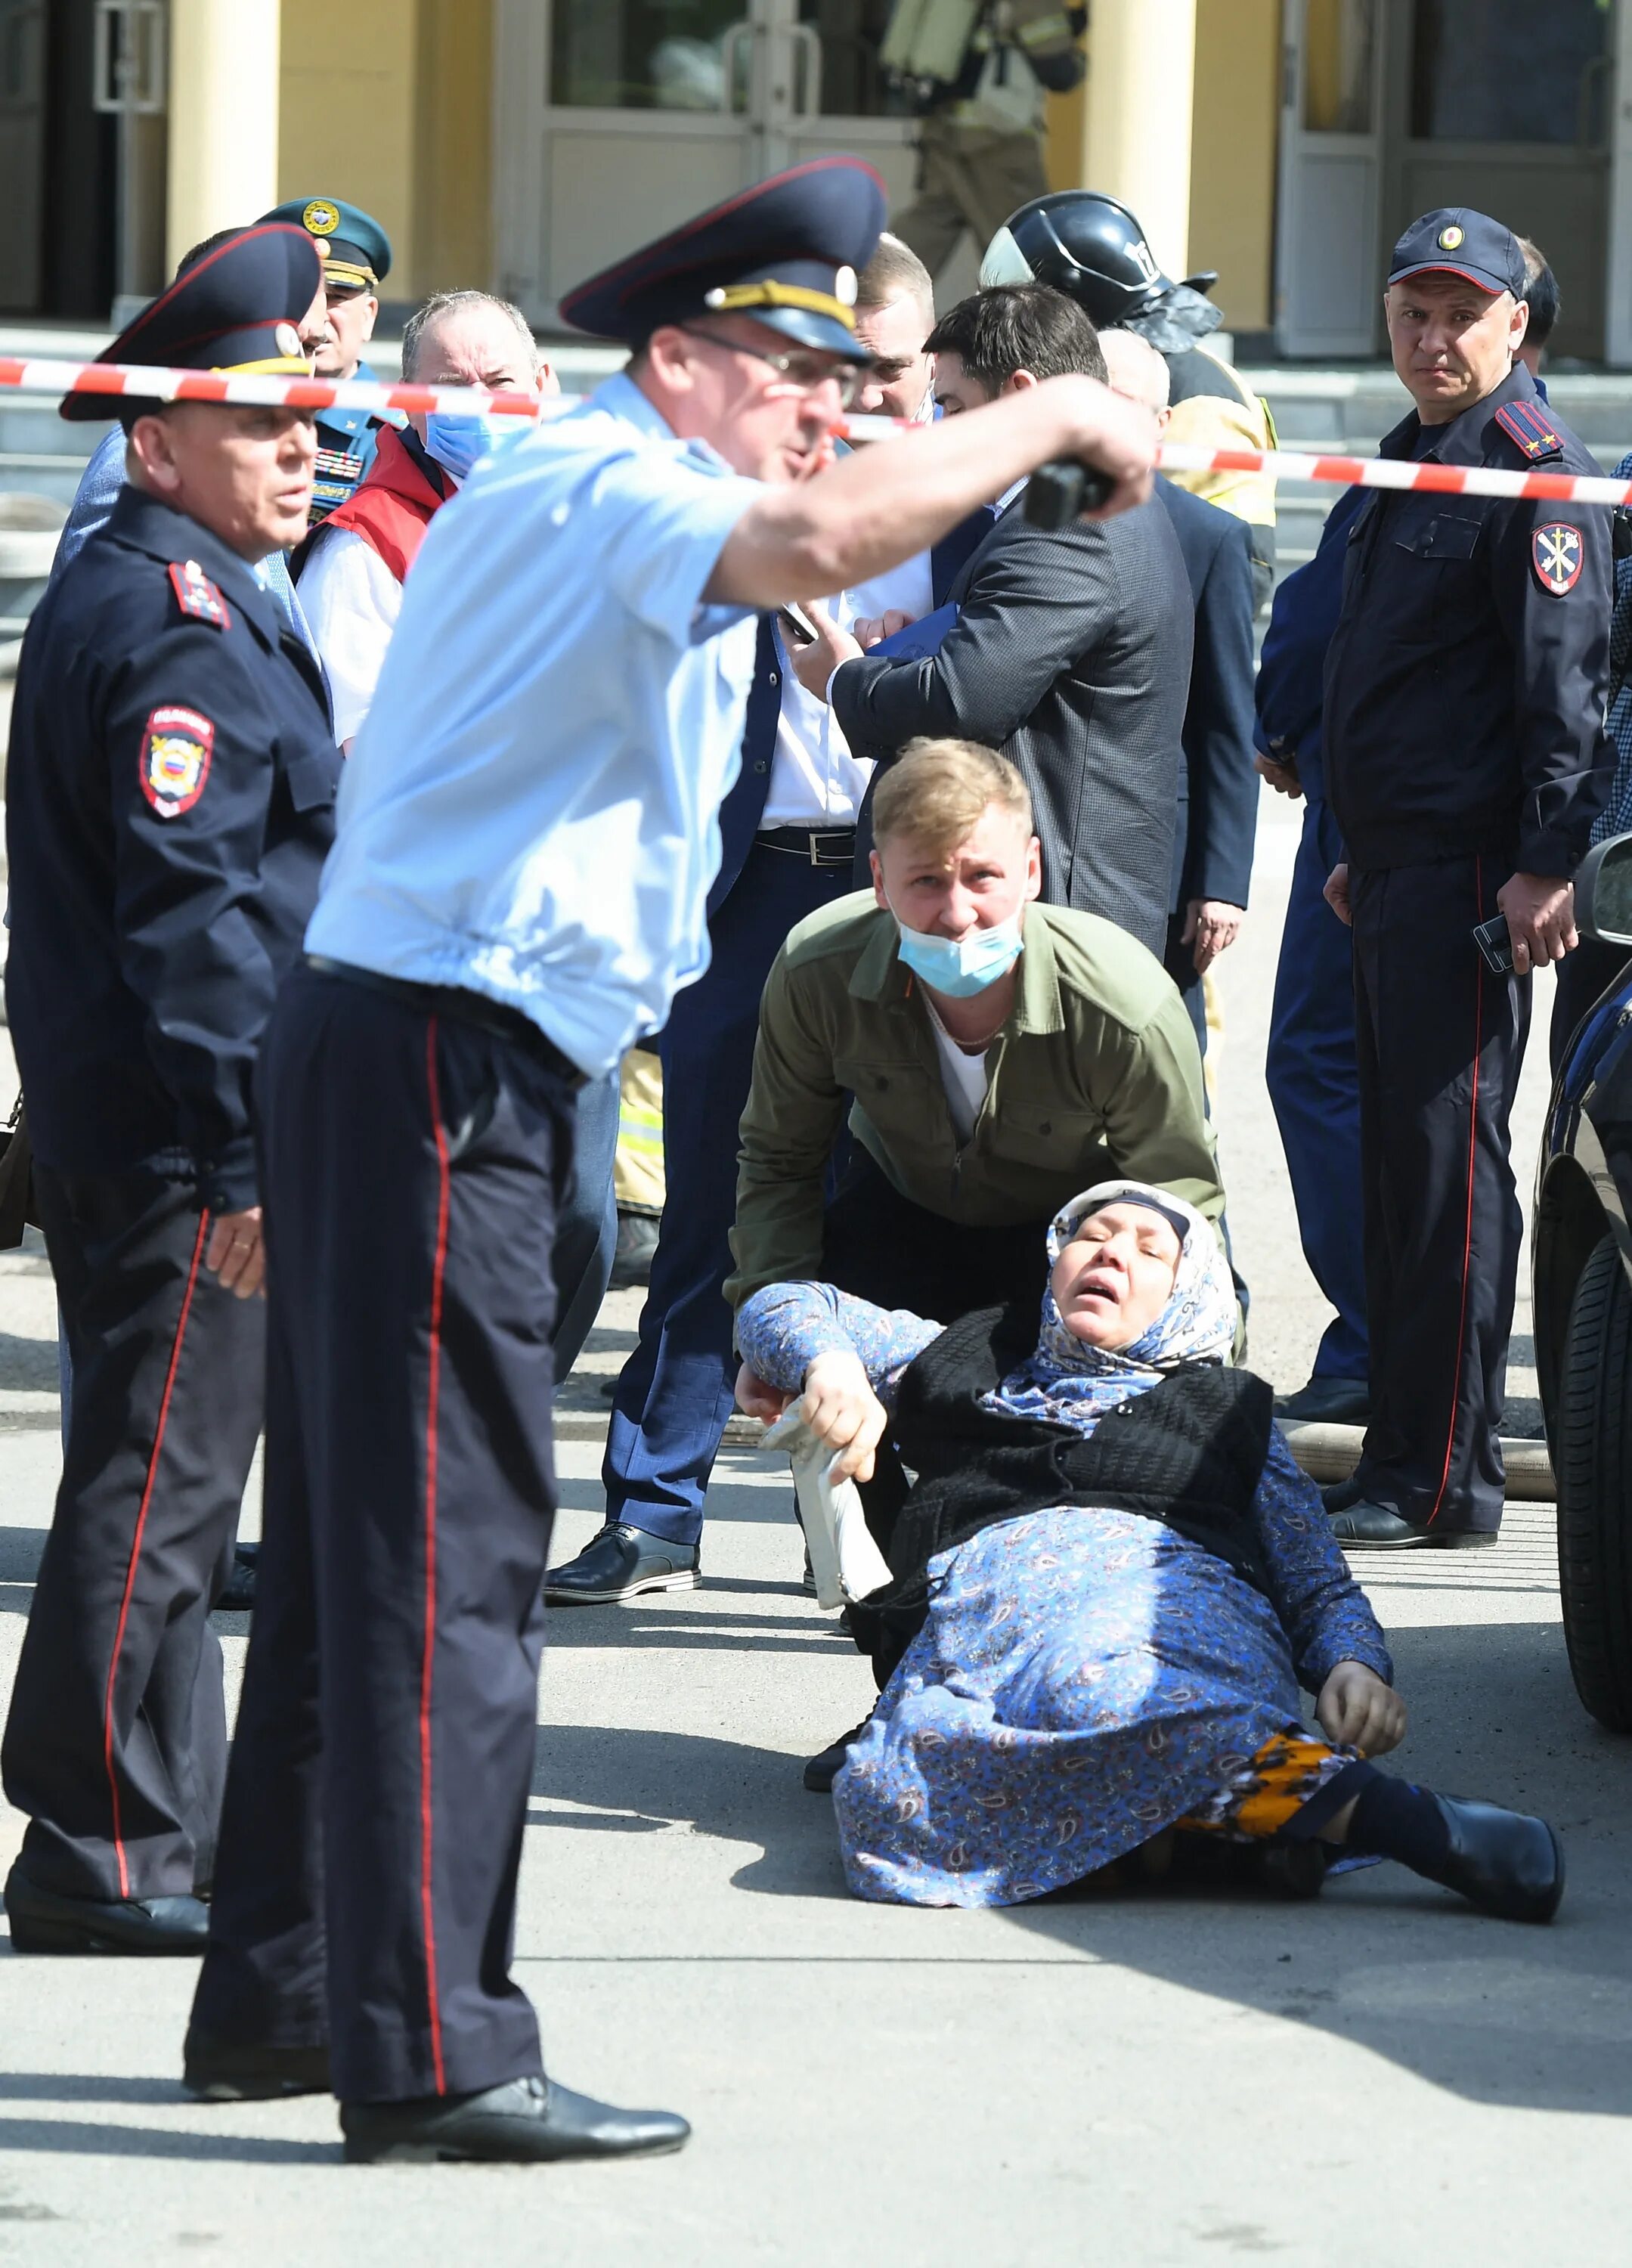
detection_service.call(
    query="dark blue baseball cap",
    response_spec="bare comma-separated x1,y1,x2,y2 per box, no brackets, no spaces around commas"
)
559,156,887,358
1387,208,1525,298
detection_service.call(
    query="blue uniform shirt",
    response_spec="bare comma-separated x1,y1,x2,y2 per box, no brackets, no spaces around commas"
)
307,371,763,1076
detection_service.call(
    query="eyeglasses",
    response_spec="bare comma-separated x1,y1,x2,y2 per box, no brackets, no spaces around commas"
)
680,325,864,410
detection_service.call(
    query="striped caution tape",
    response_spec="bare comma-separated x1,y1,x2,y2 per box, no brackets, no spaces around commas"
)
11,353,1632,508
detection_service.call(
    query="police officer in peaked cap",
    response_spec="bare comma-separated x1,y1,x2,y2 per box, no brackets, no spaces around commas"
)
1322,209,1614,1548
983,187,1279,609
1,224,342,1956
261,195,395,524
186,156,1157,2162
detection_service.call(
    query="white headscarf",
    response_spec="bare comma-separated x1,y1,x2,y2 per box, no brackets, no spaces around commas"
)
988,1180,1237,1431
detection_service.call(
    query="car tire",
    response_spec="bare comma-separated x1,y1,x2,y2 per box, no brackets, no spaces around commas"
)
1557,1232,1632,1733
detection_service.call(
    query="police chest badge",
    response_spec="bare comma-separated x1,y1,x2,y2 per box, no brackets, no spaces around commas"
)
1532,522,1584,596
140,706,215,820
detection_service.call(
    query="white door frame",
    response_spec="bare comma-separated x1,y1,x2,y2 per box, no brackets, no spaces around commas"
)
1274,0,1387,358
1606,0,1632,364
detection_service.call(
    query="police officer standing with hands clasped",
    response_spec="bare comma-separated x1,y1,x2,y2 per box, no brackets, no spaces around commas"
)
1322,209,1614,1550
184,156,1156,2164
1,226,340,1952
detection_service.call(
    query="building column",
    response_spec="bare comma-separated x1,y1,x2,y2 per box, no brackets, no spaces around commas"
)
166,0,281,276
1081,0,1197,277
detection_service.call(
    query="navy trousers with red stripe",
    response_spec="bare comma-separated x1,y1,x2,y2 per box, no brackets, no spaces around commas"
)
2,1167,262,1901
1349,858,1529,1535
190,965,574,2104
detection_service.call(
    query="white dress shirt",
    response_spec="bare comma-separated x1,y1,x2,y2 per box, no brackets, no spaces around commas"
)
298,526,404,746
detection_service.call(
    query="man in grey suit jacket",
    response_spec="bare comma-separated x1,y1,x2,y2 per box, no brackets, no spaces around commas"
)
792,284,1192,962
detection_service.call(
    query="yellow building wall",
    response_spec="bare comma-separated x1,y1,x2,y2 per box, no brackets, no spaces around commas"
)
278,0,495,301
1186,0,1279,333
1045,0,1280,336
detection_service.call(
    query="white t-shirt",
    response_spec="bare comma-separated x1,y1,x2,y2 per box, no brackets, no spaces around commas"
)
927,1015,990,1143
298,525,405,746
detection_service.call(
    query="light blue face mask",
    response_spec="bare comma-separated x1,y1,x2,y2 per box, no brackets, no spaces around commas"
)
890,906,1025,999
422,411,509,482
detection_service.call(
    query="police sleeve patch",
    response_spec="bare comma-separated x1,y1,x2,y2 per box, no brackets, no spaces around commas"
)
167,559,231,630
140,706,215,818
1532,522,1584,596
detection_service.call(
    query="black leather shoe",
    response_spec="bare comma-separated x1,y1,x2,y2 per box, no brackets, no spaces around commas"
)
1328,1499,1433,1548
1330,1500,1498,1549
183,2032,331,2100
804,1718,872,1793
341,2074,691,2164
215,1542,259,1613
3,1865,209,1955
609,1211,660,1291
1431,1794,1564,1923
1276,1377,1371,1425
543,1523,699,1605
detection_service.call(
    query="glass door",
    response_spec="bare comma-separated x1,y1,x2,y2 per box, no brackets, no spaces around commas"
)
494,0,915,327
1275,0,1386,357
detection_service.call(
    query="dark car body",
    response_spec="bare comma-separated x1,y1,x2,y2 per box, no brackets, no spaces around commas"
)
1534,971,1632,1432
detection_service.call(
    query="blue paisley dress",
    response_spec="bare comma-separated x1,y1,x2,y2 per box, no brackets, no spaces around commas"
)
738,1182,1393,1910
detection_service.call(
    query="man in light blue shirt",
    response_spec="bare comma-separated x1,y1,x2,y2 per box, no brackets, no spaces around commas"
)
190,158,1156,2164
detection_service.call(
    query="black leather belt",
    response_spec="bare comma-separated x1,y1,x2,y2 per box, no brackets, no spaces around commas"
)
305,956,587,1089
757,826,856,868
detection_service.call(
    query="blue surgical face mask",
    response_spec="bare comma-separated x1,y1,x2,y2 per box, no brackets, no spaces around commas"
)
422,411,509,482
888,900,1025,998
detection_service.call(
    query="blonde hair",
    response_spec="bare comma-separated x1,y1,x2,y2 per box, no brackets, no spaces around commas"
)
871,738,1033,860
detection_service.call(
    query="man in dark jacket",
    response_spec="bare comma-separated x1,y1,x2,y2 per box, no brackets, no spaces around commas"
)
792,284,1191,962
1,227,340,1959
1323,209,1615,1548
1100,327,1256,1053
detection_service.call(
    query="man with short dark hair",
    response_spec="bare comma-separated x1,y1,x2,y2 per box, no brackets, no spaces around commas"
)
792,284,1191,961
1515,236,1559,383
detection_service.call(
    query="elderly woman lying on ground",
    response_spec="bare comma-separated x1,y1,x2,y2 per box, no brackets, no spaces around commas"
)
735,1182,1563,1919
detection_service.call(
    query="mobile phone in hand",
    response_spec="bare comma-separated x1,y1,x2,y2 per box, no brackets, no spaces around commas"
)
1472,914,1516,974
778,604,818,646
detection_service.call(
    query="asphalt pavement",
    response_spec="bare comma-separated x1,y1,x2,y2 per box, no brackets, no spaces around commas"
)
0,789,1626,2266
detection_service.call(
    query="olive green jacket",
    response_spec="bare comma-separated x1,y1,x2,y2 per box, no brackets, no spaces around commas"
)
725,896,1224,1309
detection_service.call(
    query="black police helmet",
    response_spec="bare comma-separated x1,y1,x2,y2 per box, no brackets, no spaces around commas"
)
981,191,1185,327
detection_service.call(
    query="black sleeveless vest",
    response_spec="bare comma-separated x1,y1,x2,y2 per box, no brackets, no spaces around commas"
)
847,1303,1276,1682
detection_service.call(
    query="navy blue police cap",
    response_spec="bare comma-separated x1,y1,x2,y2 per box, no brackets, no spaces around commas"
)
1388,209,1525,299
559,156,887,358
260,196,392,294
62,222,321,422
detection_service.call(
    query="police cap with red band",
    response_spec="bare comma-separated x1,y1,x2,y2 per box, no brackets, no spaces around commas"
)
61,222,321,422
1387,208,1526,299
559,156,887,360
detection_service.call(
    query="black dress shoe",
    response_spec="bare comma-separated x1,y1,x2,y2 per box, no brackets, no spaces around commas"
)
183,2032,332,2100
215,1542,259,1613
3,1865,209,1955
804,1718,872,1793
340,2074,690,2165
1329,1500,1498,1549
1275,1377,1371,1426
543,1523,699,1605
609,1210,660,1291
1431,1794,1564,1923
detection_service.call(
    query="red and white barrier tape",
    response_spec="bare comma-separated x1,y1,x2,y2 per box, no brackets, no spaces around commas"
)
14,355,1632,510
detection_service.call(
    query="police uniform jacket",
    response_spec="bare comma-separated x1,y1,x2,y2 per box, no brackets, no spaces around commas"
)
1322,363,1613,876
4,486,340,1211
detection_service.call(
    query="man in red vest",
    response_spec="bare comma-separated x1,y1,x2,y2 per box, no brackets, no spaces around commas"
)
296,291,555,748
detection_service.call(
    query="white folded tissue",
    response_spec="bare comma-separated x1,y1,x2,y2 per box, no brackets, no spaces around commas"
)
761,1405,894,1610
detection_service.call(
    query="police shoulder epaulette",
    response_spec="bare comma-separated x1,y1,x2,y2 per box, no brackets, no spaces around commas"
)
1493,399,1565,463
167,557,232,631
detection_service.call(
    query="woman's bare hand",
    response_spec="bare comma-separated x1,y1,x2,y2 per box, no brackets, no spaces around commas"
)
735,1362,791,1424
1317,1660,1406,1756
799,1349,888,1483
